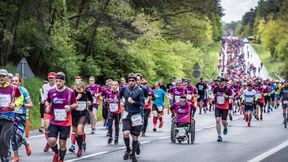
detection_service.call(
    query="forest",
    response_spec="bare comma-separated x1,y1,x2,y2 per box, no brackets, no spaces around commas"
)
0,0,223,83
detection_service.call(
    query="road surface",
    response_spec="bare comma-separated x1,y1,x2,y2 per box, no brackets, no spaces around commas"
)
15,43,288,162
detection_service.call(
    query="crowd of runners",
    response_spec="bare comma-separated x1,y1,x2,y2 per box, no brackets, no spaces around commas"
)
0,37,288,162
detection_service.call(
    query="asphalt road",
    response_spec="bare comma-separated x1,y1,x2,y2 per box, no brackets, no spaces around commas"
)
14,44,288,162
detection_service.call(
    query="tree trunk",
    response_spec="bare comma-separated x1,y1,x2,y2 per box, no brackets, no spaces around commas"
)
75,0,85,29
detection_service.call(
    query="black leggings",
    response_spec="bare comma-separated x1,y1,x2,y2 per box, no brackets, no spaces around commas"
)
108,113,121,138
142,109,151,133
0,119,14,158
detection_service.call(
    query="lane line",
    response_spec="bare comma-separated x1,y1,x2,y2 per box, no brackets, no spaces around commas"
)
65,151,109,162
247,139,288,162
65,117,245,162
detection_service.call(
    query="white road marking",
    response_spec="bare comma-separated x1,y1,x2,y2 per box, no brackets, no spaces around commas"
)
66,151,109,162
248,139,288,162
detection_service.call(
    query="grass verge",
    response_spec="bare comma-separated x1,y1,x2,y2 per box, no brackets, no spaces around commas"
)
251,44,284,79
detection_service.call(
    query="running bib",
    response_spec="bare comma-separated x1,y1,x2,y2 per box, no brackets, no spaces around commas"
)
54,109,67,121
283,100,288,104
157,106,163,111
217,96,225,104
122,111,129,119
198,85,204,91
245,97,254,103
14,106,23,114
76,101,87,111
256,94,262,98
178,128,186,136
109,103,118,112
0,94,11,108
187,94,192,100
131,113,143,126
175,96,180,102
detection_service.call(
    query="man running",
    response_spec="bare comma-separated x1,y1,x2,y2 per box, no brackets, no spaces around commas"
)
42,72,56,152
213,78,233,142
169,79,187,117
280,81,288,124
196,78,207,114
142,80,153,137
85,76,102,134
243,82,257,127
45,72,77,162
119,73,144,162
0,69,22,162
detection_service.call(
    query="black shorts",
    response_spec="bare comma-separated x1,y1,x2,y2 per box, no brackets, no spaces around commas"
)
197,95,205,102
152,104,164,113
229,103,232,110
72,114,86,127
264,96,270,103
122,113,142,136
282,101,288,109
215,108,228,120
40,103,45,118
271,94,275,101
102,106,108,120
143,109,151,120
245,104,254,112
257,102,264,108
48,124,71,140
88,104,99,111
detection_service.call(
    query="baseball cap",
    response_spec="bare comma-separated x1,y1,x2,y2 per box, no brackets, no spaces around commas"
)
0,69,8,76
48,72,56,77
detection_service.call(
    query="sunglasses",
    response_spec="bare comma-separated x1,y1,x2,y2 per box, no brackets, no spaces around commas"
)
0,75,6,78
128,80,135,82
48,77,55,79
74,81,82,85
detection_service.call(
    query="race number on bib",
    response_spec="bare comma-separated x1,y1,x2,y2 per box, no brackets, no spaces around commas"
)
54,109,67,121
131,113,143,126
284,100,288,104
245,97,254,103
76,101,87,111
187,94,192,100
178,128,186,137
175,96,180,102
217,96,225,104
109,103,118,112
157,106,163,111
0,94,11,107
122,111,129,119
14,106,23,114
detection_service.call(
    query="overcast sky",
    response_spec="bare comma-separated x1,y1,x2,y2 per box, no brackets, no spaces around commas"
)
221,0,259,23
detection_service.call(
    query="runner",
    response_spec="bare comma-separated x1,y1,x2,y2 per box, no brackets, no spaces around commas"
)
255,81,266,120
169,79,187,117
107,81,122,144
142,80,153,137
0,69,22,162
11,75,33,162
186,80,198,111
39,80,48,133
119,73,144,162
45,72,77,162
152,82,169,132
69,79,93,157
243,82,257,127
213,77,233,142
280,81,288,124
85,76,102,134
42,72,56,152
196,78,207,114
